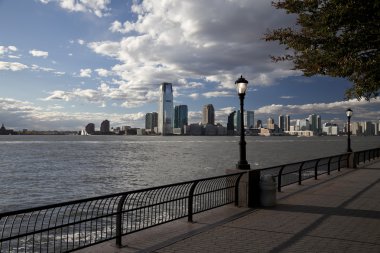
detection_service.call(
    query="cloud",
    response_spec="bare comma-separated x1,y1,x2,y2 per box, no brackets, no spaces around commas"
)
203,91,233,98
0,97,143,130
95,68,111,77
84,0,299,108
79,68,92,78
43,81,161,109
29,49,49,58
188,111,202,123
8,46,18,52
31,64,54,72
215,107,236,124
0,61,28,71
0,45,19,58
88,41,120,57
57,0,111,17
254,98,380,123
121,112,145,121
280,96,295,99
189,93,199,100
39,0,111,17
78,39,85,45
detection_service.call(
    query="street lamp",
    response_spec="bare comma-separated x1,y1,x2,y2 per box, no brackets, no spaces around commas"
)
236,75,250,170
346,108,353,152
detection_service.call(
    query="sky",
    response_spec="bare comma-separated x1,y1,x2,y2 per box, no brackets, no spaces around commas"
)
0,0,379,131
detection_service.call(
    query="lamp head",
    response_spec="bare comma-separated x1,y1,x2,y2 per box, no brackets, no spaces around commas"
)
235,75,248,95
346,108,353,118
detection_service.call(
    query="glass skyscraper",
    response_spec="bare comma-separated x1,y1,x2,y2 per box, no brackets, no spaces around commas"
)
145,112,158,131
285,115,290,131
202,104,215,125
174,105,188,129
158,83,173,135
245,111,255,129
278,115,285,131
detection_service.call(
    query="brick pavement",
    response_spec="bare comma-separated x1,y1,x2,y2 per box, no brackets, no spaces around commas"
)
78,160,380,253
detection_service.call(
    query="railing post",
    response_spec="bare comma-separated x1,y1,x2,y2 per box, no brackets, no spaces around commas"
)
298,162,305,185
277,165,285,192
314,159,320,180
234,173,244,206
338,155,342,171
116,194,128,248
188,181,199,222
327,157,333,175
248,170,261,208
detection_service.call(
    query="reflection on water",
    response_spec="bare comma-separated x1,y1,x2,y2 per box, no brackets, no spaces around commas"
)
0,135,378,212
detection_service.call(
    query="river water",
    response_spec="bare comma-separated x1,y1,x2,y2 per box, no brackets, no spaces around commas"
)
0,135,378,212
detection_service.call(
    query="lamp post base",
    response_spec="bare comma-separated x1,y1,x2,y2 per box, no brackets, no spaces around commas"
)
236,161,251,170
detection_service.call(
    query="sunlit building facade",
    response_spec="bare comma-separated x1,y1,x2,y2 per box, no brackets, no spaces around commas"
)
202,104,215,125
158,83,173,135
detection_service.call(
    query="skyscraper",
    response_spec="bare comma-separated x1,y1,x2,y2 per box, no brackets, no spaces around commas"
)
234,111,241,133
100,120,110,134
158,83,173,135
307,114,322,133
227,111,236,134
267,117,275,129
145,112,158,131
245,111,255,129
174,105,188,129
202,104,215,125
278,115,285,131
285,115,290,131
85,123,95,135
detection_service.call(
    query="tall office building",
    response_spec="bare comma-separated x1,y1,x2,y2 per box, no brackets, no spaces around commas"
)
308,114,320,133
267,117,275,130
158,83,173,135
278,115,285,131
202,104,215,125
100,120,110,134
174,105,188,129
285,115,290,131
245,111,255,129
234,111,241,133
145,112,158,131
85,123,95,135
234,110,254,132
296,118,310,131
227,111,236,133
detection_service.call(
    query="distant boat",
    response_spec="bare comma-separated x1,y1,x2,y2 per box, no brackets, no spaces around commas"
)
80,129,89,135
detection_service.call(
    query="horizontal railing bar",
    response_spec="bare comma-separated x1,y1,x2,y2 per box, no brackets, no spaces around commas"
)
121,197,189,213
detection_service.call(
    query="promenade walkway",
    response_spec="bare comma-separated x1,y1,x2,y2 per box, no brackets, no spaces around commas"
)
79,161,380,253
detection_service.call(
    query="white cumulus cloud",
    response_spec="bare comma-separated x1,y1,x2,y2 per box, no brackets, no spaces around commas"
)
79,68,92,78
29,49,49,58
58,0,110,17
0,61,28,71
84,0,300,109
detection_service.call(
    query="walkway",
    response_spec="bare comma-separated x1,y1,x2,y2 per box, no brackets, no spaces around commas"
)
78,161,380,253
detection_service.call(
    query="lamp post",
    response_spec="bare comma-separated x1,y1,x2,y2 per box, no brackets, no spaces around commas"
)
346,108,353,152
236,75,250,170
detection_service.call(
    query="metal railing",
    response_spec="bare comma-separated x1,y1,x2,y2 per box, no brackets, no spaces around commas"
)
354,147,380,166
260,153,350,192
0,173,244,252
1,148,379,252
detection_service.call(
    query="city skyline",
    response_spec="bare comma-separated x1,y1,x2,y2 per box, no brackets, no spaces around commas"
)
1,0,379,131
